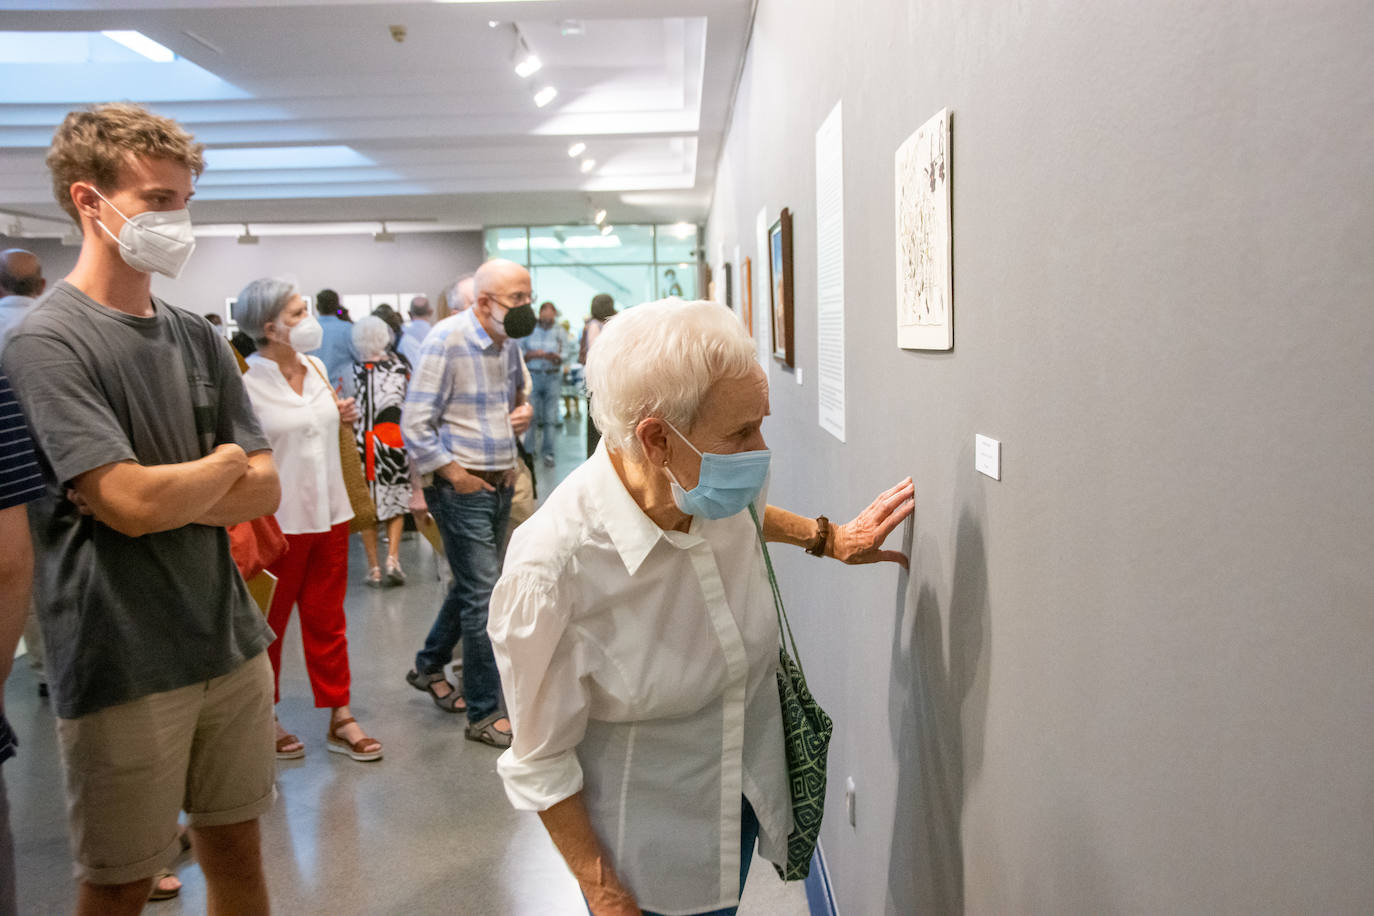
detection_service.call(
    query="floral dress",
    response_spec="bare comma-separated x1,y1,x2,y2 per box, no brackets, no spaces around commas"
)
352,354,411,521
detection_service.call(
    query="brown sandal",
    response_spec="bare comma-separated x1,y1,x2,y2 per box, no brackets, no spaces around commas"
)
327,716,383,762
275,732,305,759
148,870,181,901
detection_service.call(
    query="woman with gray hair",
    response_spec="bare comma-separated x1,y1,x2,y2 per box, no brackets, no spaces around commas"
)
351,314,413,586
489,298,913,915
235,278,383,763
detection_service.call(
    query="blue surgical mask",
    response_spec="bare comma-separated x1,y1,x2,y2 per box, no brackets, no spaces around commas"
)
663,420,770,519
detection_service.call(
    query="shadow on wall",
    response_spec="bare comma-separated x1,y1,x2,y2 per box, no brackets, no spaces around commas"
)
885,457,991,914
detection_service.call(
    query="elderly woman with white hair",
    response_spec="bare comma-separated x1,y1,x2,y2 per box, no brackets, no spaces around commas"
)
351,313,413,586
235,278,383,763
488,299,913,915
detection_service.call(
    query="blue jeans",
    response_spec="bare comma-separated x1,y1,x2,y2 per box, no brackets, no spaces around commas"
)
524,368,561,462
589,797,759,916
417,478,513,723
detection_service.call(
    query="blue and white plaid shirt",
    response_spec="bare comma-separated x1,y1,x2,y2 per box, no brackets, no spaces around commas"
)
520,322,566,372
402,309,526,474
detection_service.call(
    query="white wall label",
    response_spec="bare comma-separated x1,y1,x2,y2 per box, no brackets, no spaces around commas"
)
815,99,846,441
975,434,1001,480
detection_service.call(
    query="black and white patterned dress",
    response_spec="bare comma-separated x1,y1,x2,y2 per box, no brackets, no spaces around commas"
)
352,355,411,521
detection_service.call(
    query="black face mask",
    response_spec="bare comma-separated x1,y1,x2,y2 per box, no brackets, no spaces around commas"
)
501,303,537,338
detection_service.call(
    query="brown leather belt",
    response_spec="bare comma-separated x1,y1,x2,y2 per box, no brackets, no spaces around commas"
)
462,468,510,487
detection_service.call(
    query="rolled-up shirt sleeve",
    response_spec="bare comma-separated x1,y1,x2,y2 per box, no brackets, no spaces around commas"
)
489,568,589,811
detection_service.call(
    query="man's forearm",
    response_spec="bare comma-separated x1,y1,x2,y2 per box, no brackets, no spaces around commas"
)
538,793,639,916
0,505,35,689
194,451,281,527
74,446,247,538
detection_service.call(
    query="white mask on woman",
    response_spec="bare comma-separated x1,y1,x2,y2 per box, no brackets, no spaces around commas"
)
287,314,324,353
88,186,196,279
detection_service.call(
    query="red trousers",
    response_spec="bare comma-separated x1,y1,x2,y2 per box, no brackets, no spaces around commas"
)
265,521,352,708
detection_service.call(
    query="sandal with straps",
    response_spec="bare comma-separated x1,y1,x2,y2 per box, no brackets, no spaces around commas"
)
148,870,181,901
406,668,466,713
326,716,383,762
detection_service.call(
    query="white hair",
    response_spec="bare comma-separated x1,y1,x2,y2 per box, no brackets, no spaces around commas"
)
586,298,757,459
351,314,393,362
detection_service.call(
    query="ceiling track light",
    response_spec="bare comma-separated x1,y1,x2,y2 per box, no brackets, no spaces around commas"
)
533,85,558,108
579,158,596,173
5,219,22,237
237,223,259,245
567,141,586,158
60,227,82,247
374,221,396,242
600,224,614,236
514,51,541,78
593,208,607,225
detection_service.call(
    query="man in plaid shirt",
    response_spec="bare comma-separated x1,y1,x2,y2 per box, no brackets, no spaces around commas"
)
402,258,534,748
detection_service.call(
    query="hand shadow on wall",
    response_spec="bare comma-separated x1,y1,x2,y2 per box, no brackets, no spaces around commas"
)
885,493,991,914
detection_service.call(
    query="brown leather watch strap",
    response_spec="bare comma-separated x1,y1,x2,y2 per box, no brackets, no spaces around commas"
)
806,515,830,557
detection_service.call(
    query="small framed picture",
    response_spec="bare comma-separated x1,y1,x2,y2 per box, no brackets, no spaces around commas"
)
742,256,754,337
768,208,795,367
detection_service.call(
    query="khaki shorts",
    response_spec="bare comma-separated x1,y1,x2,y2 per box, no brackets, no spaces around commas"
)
55,652,276,885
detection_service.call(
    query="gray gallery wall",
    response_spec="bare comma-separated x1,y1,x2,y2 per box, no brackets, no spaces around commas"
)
707,1,1374,913
2,230,482,316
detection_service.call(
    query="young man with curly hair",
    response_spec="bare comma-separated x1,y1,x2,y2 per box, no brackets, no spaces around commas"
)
1,103,280,915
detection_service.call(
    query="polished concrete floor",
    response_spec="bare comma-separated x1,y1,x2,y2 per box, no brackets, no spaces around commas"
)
6,414,811,915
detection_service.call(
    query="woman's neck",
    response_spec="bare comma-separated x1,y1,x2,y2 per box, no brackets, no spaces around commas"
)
608,448,691,533
259,340,302,376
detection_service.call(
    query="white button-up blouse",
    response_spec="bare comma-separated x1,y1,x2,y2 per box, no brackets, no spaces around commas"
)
488,444,791,914
241,353,353,535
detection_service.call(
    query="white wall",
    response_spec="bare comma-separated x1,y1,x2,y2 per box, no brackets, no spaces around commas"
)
4,230,482,319
708,1,1374,913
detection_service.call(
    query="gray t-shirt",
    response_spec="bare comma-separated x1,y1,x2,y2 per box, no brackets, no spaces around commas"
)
1,280,274,719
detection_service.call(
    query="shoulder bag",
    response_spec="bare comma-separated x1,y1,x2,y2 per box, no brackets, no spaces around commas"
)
748,505,834,880
306,357,377,533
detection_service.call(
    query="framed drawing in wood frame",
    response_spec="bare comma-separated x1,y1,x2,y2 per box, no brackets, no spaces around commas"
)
742,256,754,337
768,208,795,367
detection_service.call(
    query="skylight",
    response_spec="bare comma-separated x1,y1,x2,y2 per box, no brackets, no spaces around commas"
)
205,146,376,172
100,31,175,63
0,31,174,65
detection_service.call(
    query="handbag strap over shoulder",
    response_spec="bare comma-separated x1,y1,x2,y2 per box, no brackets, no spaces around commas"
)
747,504,805,669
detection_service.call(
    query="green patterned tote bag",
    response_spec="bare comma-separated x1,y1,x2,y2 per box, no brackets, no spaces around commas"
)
749,506,834,880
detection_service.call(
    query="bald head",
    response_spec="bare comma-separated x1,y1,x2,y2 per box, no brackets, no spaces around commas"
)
0,248,44,298
473,259,528,299
472,258,532,342
409,295,432,320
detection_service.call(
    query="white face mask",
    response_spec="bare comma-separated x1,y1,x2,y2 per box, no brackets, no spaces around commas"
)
286,314,324,353
89,186,196,279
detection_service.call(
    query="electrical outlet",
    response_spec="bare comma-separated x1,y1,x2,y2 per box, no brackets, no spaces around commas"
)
845,776,856,828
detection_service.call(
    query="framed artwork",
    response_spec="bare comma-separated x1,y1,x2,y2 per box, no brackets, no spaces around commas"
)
742,256,754,336
895,107,952,350
768,208,795,367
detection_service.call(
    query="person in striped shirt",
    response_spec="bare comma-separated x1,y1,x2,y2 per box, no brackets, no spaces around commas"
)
0,370,46,916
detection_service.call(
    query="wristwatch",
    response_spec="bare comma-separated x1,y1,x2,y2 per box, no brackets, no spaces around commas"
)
806,515,830,557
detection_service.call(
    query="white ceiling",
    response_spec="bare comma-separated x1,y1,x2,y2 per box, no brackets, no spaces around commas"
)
0,0,755,237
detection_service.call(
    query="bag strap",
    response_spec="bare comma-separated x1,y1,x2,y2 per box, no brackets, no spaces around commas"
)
748,503,805,668
305,355,336,398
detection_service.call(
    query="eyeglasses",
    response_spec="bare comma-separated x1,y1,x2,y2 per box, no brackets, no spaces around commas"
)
489,292,535,309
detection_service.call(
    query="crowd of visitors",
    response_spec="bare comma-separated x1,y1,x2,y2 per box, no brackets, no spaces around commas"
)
0,101,913,916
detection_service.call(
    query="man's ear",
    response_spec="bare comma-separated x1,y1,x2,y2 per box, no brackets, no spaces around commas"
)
70,183,102,222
